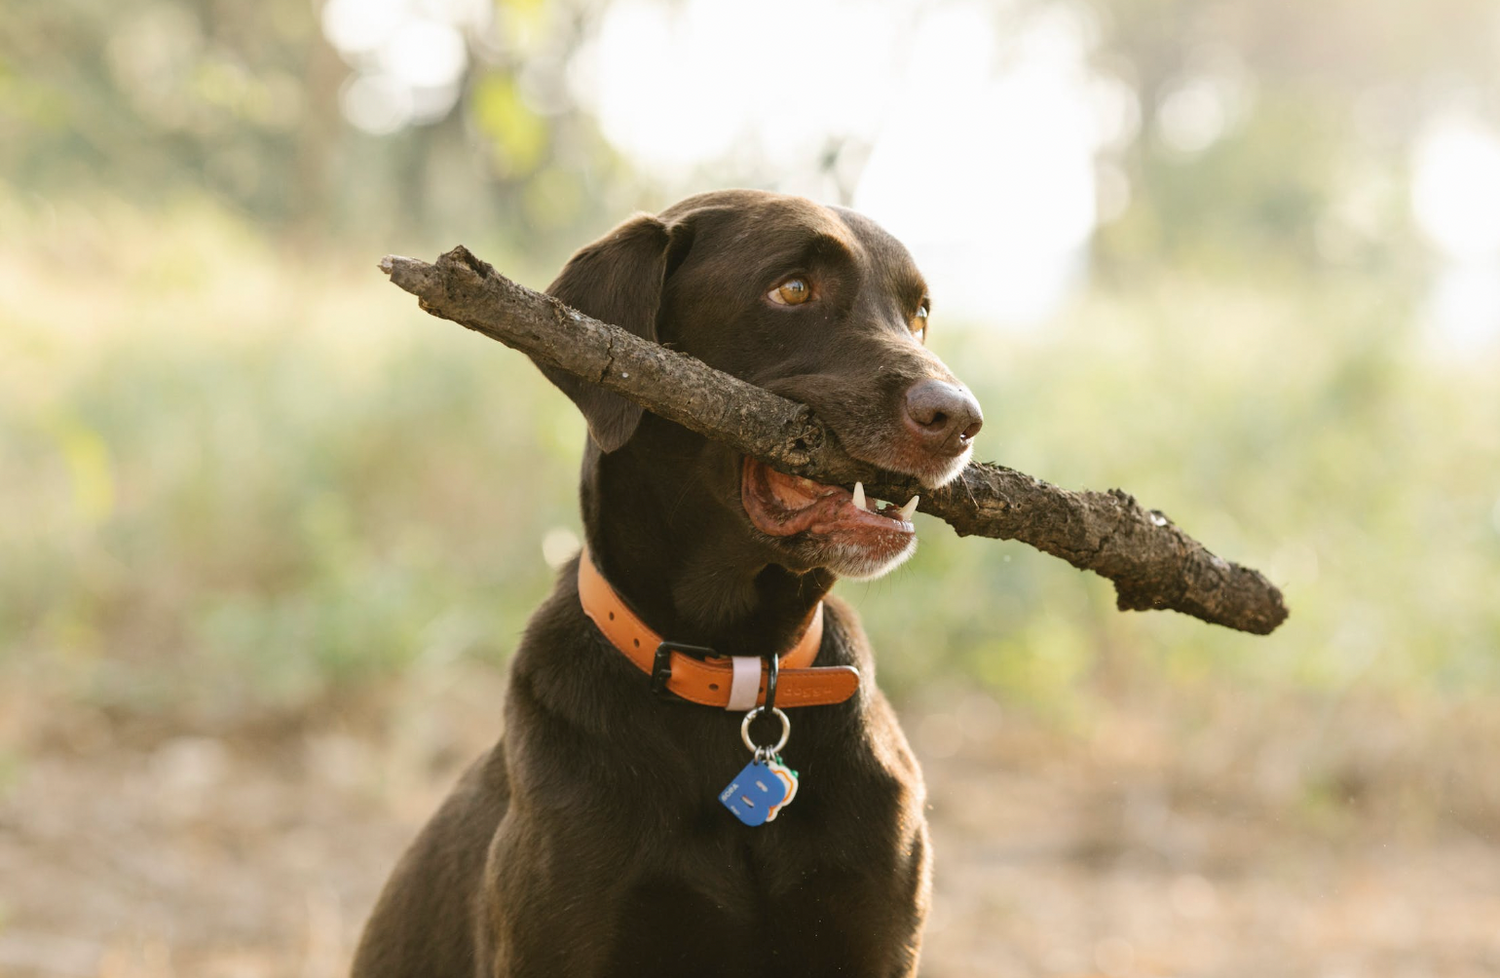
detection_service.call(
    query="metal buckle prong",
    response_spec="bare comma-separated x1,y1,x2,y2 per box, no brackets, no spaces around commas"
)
650,641,717,699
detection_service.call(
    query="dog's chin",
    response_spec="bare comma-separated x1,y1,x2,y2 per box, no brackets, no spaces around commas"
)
740,458,919,580
913,446,972,490
818,536,918,580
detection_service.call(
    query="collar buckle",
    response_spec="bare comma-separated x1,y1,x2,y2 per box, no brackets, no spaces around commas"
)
651,641,717,699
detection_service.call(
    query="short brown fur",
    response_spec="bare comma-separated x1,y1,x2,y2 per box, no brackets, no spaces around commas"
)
353,190,983,978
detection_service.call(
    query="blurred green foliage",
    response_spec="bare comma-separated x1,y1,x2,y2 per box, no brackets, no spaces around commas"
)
2,189,1497,727
0,0,646,257
861,274,1500,714
2,0,1498,726
0,197,581,723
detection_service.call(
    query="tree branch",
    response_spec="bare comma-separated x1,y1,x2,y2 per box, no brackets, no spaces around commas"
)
379,246,1288,635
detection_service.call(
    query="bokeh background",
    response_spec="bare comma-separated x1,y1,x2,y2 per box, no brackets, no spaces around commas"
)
4,0,1500,975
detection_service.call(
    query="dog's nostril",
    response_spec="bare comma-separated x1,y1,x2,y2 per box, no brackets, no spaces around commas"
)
903,379,983,455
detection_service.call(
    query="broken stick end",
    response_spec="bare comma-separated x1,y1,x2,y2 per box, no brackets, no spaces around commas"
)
378,254,441,298
1114,581,1289,635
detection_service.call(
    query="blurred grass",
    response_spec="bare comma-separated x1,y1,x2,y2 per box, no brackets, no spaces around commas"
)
3,188,1498,735
0,190,581,727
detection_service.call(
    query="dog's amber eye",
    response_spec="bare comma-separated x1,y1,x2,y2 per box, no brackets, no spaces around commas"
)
913,302,929,341
769,278,811,305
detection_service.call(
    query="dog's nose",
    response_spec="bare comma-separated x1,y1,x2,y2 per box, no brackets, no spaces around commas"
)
903,379,983,456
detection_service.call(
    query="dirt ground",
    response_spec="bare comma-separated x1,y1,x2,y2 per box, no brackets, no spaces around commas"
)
2,672,1498,978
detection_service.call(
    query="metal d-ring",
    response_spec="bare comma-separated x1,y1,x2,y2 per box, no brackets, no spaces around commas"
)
762,650,779,715
741,706,790,756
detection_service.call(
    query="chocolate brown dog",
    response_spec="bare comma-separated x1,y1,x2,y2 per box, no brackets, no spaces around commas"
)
353,189,983,977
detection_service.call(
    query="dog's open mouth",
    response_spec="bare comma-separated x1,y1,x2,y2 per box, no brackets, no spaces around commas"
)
741,457,918,557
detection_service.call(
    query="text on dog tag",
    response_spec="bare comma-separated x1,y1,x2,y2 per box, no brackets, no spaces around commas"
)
719,760,788,827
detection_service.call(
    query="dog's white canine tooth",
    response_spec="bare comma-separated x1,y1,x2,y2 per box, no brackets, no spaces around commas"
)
898,496,919,521
852,481,867,511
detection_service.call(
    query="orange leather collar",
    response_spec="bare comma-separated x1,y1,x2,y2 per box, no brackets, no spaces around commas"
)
577,550,860,710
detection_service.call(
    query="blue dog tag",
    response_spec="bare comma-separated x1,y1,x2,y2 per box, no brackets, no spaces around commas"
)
719,760,788,827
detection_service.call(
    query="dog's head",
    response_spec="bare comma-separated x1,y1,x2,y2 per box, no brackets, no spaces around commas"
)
542,189,982,582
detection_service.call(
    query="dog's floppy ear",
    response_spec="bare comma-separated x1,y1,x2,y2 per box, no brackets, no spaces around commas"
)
541,213,683,453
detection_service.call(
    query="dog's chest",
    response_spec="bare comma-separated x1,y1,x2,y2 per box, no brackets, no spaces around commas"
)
589,811,930,977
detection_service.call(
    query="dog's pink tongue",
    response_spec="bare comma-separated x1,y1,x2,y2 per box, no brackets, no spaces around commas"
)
769,472,832,509
742,459,848,537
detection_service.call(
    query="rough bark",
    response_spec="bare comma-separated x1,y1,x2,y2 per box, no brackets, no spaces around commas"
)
379,246,1288,635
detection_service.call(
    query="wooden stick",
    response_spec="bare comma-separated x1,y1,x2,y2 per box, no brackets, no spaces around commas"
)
380,246,1288,635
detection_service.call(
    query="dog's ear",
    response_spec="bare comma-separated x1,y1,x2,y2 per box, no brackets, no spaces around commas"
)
541,213,686,453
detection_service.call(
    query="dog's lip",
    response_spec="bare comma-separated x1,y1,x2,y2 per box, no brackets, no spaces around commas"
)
740,458,916,539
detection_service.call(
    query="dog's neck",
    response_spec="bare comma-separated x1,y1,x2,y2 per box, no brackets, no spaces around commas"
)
579,434,833,659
